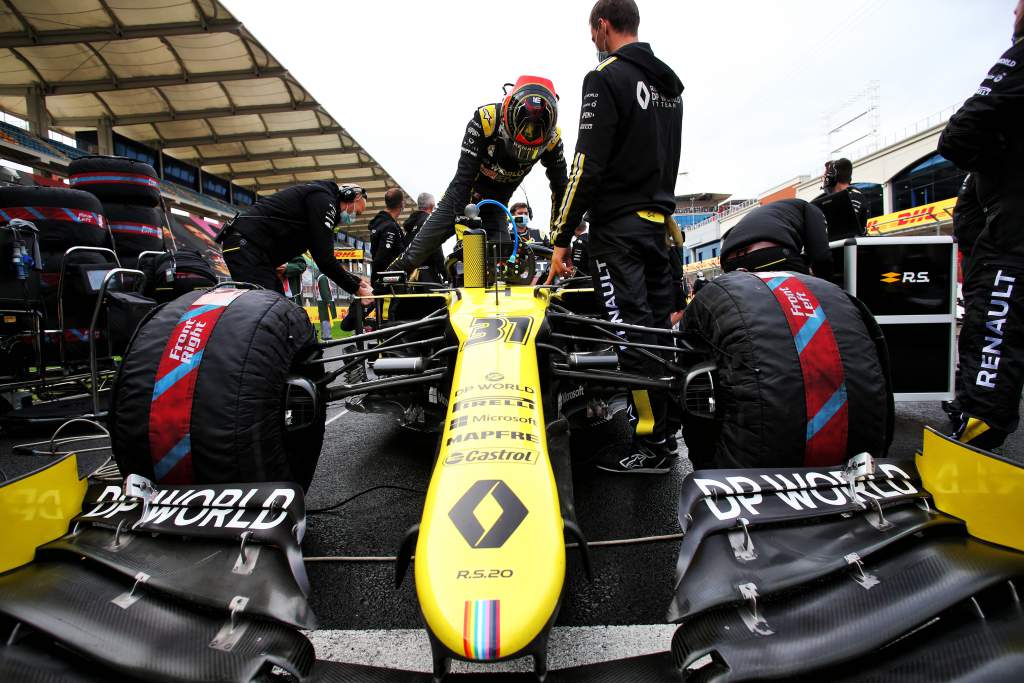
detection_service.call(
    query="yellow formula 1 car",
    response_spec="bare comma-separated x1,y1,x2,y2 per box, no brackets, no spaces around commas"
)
2,201,1024,682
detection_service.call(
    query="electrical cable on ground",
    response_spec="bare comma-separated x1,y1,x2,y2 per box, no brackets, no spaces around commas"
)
303,532,685,563
307,484,425,514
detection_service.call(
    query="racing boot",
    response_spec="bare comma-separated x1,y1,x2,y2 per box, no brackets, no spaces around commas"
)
951,414,1008,452
595,438,673,475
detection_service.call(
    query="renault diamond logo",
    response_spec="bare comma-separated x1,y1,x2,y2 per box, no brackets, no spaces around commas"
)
449,480,528,548
880,272,900,283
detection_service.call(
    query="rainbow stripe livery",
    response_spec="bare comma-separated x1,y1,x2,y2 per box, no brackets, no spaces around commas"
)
463,599,500,660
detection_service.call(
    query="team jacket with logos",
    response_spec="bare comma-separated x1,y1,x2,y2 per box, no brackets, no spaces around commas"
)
811,186,869,238
369,210,406,274
939,36,1024,242
231,180,361,294
551,42,684,248
396,103,568,270
570,231,591,274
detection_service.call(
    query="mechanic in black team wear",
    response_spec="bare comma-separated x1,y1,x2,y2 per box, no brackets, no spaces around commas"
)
719,198,833,279
813,158,868,238
220,181,373,300
511,202,544,243
547,0,684,474
370,188,407,275
570,220,591,276
402,192,447,283
938,0,1024,451
388,77,568,274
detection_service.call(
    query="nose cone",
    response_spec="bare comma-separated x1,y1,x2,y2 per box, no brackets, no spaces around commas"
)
414,288,566,661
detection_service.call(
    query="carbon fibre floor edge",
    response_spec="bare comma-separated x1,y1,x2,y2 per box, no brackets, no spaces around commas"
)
0,561,314,683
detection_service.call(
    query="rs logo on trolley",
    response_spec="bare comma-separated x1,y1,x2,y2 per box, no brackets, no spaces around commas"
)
881,271,930,284
465,316,534,348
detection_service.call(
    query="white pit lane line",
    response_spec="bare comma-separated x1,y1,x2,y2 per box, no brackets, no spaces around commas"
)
306,625,678,673
326,407,350,425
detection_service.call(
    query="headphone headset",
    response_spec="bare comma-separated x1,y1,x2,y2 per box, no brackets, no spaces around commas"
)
822,161,839,190
338,184,367,203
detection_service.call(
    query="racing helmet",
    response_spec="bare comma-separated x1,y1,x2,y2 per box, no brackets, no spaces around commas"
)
500,75,558,163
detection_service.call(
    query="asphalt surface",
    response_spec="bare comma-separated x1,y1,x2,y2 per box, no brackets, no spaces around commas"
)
2,398,1021,634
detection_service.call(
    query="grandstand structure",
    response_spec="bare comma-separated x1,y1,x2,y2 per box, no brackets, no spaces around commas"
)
0,0,410,244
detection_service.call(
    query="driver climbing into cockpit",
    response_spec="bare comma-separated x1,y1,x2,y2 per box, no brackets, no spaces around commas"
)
387,76,569,274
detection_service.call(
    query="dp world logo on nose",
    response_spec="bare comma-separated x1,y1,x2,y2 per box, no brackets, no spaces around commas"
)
449,480,528,548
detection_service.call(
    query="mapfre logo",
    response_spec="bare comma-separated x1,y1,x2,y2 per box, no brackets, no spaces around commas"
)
881,271,930,284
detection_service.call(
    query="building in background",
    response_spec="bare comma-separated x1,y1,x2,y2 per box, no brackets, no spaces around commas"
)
679,114,965,278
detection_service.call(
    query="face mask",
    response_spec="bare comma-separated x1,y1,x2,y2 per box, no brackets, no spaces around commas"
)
514,215,530,228
595,22,609,62
339,209,355,226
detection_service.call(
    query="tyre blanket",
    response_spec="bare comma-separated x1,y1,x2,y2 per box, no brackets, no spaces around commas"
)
682,270,891,468
111,288,319,488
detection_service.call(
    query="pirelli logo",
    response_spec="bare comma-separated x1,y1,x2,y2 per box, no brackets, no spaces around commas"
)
452,396,535,412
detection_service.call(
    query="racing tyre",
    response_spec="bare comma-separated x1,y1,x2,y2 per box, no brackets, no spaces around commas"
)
0,186,110,255
103,203,165,268
68,156,161,207
110,288,326,490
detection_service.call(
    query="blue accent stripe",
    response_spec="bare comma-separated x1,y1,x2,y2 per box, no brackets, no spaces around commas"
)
26,206,44,220
807,384,848,441
793,307,825,354
474,601,481,658
110,223,161,237
153,434,191,480
71,174,158,186
766,276,788,291
151,349,204,401
178,304,221,323
0,209,10,222
61,207,79,222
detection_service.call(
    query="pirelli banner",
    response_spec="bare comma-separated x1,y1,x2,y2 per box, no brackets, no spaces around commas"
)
334,248,364,261
866,197,956,236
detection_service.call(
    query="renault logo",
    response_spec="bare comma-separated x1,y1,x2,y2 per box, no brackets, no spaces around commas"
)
449,480,528,548
880,272,900,283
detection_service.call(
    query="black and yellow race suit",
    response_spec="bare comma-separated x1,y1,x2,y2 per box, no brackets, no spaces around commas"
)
938,36,1024,447
389,103,568,272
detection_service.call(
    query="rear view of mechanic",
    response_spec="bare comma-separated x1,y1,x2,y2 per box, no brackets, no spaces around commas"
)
938,1,1024,451
370,188,407,275
814,158,868,238
220,181,373,300
719,199,833,280
548,0,684,474
387,77,568,274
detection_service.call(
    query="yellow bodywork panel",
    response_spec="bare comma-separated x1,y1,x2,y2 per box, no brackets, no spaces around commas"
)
917,427,1024,552
0,454,86,573
416,286,565,661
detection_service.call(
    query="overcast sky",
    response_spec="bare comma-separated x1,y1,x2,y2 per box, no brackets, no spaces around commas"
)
226,0,1015,228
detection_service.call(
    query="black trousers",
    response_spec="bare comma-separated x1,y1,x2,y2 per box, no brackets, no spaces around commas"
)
222,233,284,295
589,213,675,442
956,233,1024,446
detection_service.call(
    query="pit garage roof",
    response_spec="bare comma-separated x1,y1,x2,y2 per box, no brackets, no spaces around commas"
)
0,0,407,235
